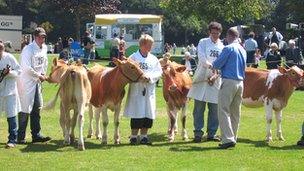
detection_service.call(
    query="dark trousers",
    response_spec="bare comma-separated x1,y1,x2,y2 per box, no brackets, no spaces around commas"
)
18,85,42,140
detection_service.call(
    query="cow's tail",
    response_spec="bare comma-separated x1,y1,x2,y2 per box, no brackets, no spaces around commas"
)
43,84,61,110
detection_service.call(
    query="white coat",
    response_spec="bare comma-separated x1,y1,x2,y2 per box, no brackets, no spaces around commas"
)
124,51,162,119
0,52,21,117
187,38,224,104
17,41,48,113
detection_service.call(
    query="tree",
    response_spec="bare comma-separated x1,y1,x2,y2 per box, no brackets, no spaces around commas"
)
51,0,121,40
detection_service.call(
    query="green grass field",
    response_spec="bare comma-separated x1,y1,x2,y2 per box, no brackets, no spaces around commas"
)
0,54,303,170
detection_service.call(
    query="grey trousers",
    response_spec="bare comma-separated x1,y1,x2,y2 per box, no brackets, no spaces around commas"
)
218,78,243,144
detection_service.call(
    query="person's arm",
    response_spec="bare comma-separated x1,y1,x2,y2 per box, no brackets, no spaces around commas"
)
6,54,21,78
212,47,231,70
197,40,207,65
20,47,40,81
146,59,163,84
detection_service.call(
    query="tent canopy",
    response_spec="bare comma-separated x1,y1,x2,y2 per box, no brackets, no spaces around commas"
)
95,14,162,25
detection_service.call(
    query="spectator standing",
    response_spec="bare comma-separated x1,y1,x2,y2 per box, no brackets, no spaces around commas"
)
109,33,120,66
181,51,197,76
172,43,177,54
267,27,283,47
59,38,74,61
297,122,304,146
244,32,258,67
17,27,51,144
119,35,126,58
82,31,95,65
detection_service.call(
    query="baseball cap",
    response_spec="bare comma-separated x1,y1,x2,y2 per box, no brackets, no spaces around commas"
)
34,27,46,37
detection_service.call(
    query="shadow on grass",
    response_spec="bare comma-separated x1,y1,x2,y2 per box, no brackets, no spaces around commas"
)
237,138,269,147
20,140,63,153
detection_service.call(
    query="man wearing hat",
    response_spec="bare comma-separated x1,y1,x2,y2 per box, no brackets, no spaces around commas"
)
17,27,51,144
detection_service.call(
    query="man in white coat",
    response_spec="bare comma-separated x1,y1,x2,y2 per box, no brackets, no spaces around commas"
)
0,41,21,148
187,22,224,143
17,27,51,144
124,34,162,145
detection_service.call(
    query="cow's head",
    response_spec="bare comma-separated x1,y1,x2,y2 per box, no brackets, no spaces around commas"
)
278,66,304,87
47,58,69,83
113,57,144,82
162,62,187,92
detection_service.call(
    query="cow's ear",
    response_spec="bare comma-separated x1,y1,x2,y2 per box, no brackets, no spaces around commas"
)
52,58,58,66
278,66,287,74
113,57,122,66
176,66,187,72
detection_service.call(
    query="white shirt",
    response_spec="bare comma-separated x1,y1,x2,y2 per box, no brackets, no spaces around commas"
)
124,50,162,119
17,41,48,113
187,37,224,103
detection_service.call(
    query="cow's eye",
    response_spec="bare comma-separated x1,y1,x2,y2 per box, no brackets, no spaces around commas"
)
291,72,296,76
131,66,135,69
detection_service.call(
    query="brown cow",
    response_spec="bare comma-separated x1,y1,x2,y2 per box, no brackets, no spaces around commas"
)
242,66,304,142
45,58,92,150
161,61,192,142
87,58,146,144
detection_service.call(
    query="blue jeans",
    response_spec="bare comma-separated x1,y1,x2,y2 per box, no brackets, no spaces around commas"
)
193,99,219,138
7,116,17,144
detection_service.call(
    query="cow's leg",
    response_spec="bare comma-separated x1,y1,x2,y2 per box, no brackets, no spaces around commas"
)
265,103,273,142
70,109,78,144
60,103,71,145
167,106,177,142
181,104,188,141
113,104,121,144
94,107,102,139
87,104,94,138
101,106,109,144
275,110,285,141
77,104,86,151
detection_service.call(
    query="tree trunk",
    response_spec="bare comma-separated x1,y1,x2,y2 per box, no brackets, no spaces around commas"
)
75,12,81,41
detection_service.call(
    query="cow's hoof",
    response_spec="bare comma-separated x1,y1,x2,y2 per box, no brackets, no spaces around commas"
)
265,138,272,143
174,130,178,135
87,134,92,138
278,137,285,141
182,136,189,141
96,136,102,140
114,140,120,145
63,141,70,146
78,144,85,151
101,141,107,145
70,135,75,143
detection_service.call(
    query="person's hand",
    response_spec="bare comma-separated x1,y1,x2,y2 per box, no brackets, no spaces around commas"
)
207,71,219,86
139,75,150,83
203,61,212,69
39,75,47,82
2,67,10,76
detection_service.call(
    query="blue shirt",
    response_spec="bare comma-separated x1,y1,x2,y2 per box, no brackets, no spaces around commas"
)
212,41,247,80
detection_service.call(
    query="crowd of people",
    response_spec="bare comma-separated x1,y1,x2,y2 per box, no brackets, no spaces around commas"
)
0,23,304,150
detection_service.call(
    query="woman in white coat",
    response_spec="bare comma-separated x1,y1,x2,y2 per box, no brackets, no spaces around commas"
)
0,42,21,148
17,27,51,144
187,22,224,143
124,34,162,145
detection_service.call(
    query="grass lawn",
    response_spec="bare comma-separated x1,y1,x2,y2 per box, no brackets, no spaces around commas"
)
0,54,303,170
